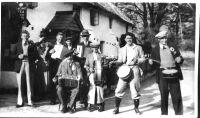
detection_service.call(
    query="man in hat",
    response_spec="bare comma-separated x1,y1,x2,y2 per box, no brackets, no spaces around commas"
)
84,42,105,112
149,25,184,115
111,32,145,115
53,50,83,113
76,29,92,109
65,38,73,51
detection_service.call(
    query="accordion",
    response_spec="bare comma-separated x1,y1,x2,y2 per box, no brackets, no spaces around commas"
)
58,77,79,88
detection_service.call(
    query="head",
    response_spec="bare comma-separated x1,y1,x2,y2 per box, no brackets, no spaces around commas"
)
56,32,64,43
124,32,136,46
155,30,168,46
64,50,74,62
80,30,90,42
21,30,30,41
65,39,72,46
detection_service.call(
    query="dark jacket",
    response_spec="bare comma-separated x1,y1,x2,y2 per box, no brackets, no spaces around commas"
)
13,40,40,73
56,61,83,80
151,44,184,83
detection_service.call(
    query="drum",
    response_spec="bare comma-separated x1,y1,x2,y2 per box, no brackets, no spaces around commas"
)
162,69,179,79
116,64,132,80
58,78,79,88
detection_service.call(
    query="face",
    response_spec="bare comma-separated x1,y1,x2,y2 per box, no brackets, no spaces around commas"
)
159,36,167,45
125,35,133,46
21,33,29,40
92,48,98,53
81,36,89,42
56,35,63,43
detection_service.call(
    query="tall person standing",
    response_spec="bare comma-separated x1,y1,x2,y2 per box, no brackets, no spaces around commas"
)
111,32,145,115
14,30,39,107
149,25,184,115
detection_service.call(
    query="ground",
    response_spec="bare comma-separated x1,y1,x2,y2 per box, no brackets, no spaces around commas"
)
0,52,196,117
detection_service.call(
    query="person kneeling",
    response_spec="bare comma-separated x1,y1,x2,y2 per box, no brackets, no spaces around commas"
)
53,50,83,113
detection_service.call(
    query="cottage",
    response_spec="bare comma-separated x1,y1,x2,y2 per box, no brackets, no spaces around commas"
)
1,2,133,89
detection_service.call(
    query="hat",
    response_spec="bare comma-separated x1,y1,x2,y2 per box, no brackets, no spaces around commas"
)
155,30,168,39
80,29,90,37
159,25,169,32
65,38,72,43
90,42,100,48
63,50,74,58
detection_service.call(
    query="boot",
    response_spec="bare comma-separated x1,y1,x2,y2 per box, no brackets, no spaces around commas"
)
134,99,141,115
113,97,121,114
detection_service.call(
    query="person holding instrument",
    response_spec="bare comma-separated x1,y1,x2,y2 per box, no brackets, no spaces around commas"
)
111,32,145,115
84,42,105,112
148,25,184,115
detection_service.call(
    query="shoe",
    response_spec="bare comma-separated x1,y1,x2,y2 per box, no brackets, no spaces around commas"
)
113,107,119,114
87,104,92,112
134,108,141,115
69,108,75,114
16,103,24,108
97,103,104,112
60,107,67,113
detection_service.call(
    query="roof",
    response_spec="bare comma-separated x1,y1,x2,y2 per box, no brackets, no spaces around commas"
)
46,11,83,31
90,2,133,25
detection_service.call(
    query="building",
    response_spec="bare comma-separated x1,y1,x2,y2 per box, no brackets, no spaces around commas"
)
1,2,133,89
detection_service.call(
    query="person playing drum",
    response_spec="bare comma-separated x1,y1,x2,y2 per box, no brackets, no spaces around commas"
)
148,25,184,115
84,42,105,112
111,32,145,115
53,50,83,113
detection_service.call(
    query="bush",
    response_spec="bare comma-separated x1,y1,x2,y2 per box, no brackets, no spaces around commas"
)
179,39,195,51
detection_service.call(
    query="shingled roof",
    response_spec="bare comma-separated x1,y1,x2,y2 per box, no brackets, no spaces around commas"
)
90,2,133,25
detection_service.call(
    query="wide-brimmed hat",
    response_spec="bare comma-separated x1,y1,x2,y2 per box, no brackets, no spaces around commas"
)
63,50,74,58
155,30,168,39
80,29,91,37
65,37,72,43
159,25,169,32
90,42,100,48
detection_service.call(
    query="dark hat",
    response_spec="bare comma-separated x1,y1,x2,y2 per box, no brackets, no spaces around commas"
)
80,29,91,37
90,42,100,48
63,50,74,58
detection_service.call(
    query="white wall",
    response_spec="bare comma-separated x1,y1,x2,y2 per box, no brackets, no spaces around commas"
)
27,2,73,42
80,7,128,57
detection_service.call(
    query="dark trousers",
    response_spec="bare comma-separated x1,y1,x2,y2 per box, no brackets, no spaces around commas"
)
49,58,61,102
57,86,79,108
159,75,183,115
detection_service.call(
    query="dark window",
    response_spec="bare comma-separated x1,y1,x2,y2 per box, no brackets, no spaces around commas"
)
109,17,113,29
90,10,99,26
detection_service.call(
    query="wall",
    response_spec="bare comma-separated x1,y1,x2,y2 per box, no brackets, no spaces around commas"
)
26,2,73,42
80,7,128,57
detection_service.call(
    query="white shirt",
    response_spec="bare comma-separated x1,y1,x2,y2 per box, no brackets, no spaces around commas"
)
51,42,63,59
93,52,98,61
125,44,137,65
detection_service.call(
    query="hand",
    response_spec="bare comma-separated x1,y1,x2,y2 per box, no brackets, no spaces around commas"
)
18,54,24,59
52,77,58,83
89,68,94,73
148,59,153,65
175,56,182,63
128,59,137,66
49,49,55,54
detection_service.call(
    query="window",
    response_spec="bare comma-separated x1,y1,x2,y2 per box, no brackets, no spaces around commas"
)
109,17,113,29
90,10,99,26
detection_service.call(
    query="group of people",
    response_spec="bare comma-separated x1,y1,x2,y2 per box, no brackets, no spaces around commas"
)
13,25,184,115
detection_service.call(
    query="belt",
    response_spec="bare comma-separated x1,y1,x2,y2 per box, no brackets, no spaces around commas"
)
160,67,177,70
